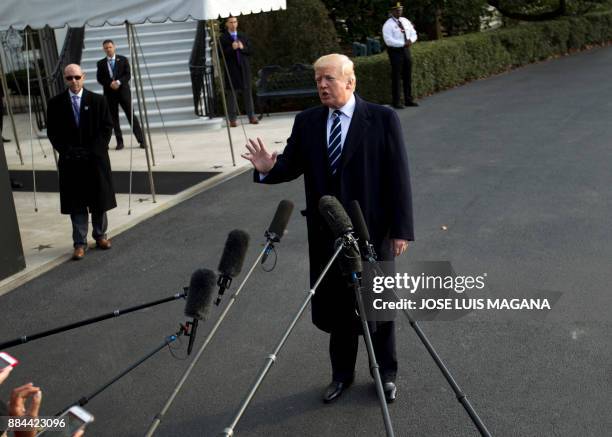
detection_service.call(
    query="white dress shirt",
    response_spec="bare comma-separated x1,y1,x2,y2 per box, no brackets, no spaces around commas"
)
107,56,120,84
326,93,356,153
382,16,418,47
259,94,356,180
69,88,83,111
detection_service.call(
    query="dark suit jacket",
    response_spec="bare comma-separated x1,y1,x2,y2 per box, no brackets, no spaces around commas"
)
219,31,253,90
47,89,116,214
256,95,414,332
96,55,132,98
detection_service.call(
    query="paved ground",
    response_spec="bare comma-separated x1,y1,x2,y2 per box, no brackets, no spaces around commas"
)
1,113,295,293
1,46,612,437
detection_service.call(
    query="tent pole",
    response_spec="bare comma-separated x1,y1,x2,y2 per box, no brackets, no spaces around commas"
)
126,23,135,215
25,28,38,212
131,27,155,167
209,20,236,167
27,30,52,162
0,45,24,165
127,23,156,204
133,29,174,159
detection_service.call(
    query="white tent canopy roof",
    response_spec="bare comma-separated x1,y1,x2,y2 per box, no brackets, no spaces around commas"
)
0,0,285,30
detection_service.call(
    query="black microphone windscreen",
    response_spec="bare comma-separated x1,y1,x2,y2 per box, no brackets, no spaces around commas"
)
347,200,371,243
218,229,250,278
318,195,353,238
185,269,217,320
268,200,294,241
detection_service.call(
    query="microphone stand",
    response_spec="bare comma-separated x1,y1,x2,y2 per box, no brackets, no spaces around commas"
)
218,241,346,437
54,330,183,417
145,241,273,437
362,244,491,437
349,267,395,437
0,292,188,350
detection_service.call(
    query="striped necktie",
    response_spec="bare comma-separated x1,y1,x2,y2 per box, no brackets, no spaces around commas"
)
71,95,80,127
328,109,342,175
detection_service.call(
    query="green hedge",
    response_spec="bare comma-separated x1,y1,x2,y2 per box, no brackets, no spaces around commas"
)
354,10,612,103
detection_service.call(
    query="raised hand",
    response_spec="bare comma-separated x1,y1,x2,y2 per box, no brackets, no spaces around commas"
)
0,365,13,385
9,383,42,437
241,137,278,174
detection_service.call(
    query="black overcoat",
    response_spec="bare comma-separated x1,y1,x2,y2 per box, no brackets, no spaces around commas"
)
219,31,253,91
256,95,414,333
47,89,116,214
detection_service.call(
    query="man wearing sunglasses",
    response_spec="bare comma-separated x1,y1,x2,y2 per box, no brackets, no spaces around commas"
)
47,64,116,261
96,39,145,150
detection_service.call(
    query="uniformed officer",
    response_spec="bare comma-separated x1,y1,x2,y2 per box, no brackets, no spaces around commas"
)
382,2,419,108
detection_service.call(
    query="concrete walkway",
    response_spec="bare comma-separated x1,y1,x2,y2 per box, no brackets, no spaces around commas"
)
1,113,295,295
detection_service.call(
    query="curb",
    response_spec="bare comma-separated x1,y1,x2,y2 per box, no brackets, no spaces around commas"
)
0,164,251,297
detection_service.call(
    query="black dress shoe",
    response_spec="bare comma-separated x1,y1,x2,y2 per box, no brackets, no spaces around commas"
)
383,382,397,403
2,137,11,143
139,143,146,149
323,380,353,404
392,104,405,109
406,101,419,107
115,142,124,150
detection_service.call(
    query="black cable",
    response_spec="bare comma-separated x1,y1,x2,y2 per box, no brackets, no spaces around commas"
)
261,245,277,272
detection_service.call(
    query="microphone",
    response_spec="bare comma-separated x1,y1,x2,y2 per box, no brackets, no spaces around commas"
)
263,200,294,263
347,200,377,262
184,269,217,355
318,195,353,237
216,229,250,305
318,195,362,275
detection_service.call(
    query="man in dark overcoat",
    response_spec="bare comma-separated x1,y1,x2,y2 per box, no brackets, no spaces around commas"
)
219,16,258,127
96,39,145,150
47,64,116,260
242,54,414,404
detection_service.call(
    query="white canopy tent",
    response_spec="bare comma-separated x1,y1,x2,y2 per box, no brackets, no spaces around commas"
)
0,0,286,29
0,0,285,211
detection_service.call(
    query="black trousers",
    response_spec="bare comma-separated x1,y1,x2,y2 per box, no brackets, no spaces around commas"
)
387,47,413,105
227,86,255,121
329,321,397,384
106,90,144,145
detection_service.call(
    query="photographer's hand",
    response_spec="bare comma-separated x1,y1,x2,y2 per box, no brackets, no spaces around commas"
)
9,383,41,437
0,366,12,385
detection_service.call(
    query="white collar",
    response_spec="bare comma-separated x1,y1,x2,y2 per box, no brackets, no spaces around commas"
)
107,55,116,61
69,89,83,99
328,94,356,119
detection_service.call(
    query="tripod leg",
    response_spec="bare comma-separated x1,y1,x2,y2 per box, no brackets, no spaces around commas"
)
351,274,395,437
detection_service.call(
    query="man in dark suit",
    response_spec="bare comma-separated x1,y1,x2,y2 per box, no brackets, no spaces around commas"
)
96,39,145,150
243,54,414,404
47,64,116,261
219,16,258,127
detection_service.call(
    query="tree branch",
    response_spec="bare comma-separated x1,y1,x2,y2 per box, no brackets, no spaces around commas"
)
487,0,567,21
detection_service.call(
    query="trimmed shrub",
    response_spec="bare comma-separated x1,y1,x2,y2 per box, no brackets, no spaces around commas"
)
237,0,340,75
354,10,612,103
